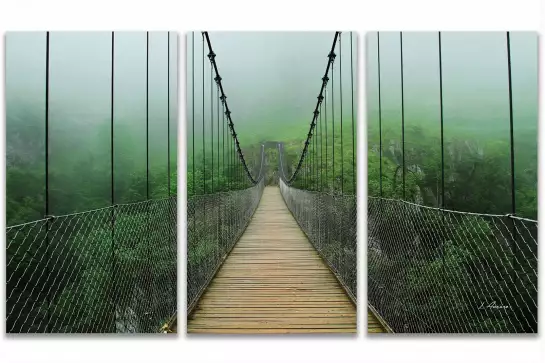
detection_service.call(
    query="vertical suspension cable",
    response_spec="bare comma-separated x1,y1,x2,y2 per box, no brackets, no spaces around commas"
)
309,135,312,189
216,81,220,256
351,32,355,194
320,101,323,191
217,84,219,190
167,32,170,196
506,31,516,216
146,32,150,200
506,31,518,288
111,33,115,211
438,31,446,322
439,32,445,209
221,96,223,191
202,33,206,195
310,131,312,189
304,145,307,189
110,30,116,332
331,51,335,192
145,31,151,330
325,82,328,191
192,32,195,196
377,32,383,197
311,132,314,189
230,127,233,188
339,32,344,194
44,30,50,334
400,31,405,200
315,108,318,189
210,59,214,193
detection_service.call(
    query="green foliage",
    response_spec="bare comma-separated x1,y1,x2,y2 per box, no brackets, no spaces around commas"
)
368,116,537,333
368,120,537,218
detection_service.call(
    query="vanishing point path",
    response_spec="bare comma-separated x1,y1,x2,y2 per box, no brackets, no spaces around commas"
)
187,186,357,334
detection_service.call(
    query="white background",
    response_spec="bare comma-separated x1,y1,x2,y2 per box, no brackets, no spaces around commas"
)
0,1,544,362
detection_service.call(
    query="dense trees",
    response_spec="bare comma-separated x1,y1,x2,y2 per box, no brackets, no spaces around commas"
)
367,118,537,333
6,107,177,333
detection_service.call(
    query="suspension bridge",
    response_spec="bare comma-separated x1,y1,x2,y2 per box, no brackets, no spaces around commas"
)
367,31,537,333
186,31,368,333
6,31,177,333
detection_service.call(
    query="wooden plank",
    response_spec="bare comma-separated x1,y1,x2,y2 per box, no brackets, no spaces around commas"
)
187,186,357,334
187,328,357,334
367,308,388,333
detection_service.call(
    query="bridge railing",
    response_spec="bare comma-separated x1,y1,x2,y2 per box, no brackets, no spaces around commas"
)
368,196,537,333
279,178,357,302
6,196,177,333
187,177,265,313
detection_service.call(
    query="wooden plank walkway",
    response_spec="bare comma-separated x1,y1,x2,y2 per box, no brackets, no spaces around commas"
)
368,308,388,333
187,186,357,334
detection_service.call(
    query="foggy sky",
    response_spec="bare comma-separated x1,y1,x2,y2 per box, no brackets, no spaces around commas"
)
6,31,178,210
186,31,358,146
366,31,538,134
6,31,178,161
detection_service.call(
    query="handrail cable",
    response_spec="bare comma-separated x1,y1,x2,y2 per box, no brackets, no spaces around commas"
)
202,31,262,184
283,31,340,184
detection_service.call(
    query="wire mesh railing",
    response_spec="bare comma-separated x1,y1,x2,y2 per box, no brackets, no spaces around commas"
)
187,177,265,312
279,178,357,302
367,196,538,333
274,31,358,303
6,197,177,334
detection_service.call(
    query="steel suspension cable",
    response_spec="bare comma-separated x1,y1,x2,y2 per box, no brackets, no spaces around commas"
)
506,31,519,288
438,31,447,328
320,101,323,191
110,31,116,332
44,30,51,334
325,82,328,189
331,48,335,192
351,32,355,194
146,32,150,201
284,32,339,185
339,32,344,194
217,83,220,190
324,83,329,190
192,32,195,196
506,31,516,217
438,32,445,209
315,103,318,189
167,31,170,196
377,32,383,197
400,31,405,200
210,58,214,193
203,32,261,185
145,31,152,330
202,33,206,194
222,94,225,191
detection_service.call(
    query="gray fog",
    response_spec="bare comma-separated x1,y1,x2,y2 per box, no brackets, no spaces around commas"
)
366,31,538,136
186,31,357,148
6,31,178,211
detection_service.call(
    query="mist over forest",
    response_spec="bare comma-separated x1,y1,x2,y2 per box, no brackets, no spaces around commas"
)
366,31,537,219
186,31,358,195
6,31,178,225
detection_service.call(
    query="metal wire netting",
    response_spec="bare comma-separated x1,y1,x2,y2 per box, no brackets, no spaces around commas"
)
367,196,538,333
6,197,177,334
187,178,265,311
279,178,357,302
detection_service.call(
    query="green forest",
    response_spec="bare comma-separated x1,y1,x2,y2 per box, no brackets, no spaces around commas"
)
366,32,538,333
6,102,177,227
6,31,177,333
186,117,358,308
368,121,537,219
367,118,537,333
187,120,357,196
